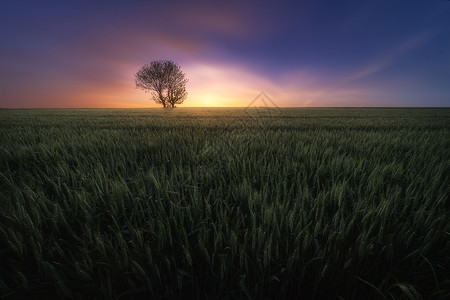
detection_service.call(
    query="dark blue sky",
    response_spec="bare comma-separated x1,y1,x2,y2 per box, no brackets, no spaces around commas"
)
1,0,449,107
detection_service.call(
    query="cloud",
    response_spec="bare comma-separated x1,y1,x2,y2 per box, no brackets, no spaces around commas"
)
303,31,436,106
1,1,447,108
182,62,323,107
171,5,252,37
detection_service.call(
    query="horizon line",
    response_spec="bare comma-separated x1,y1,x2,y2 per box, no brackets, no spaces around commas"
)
1,106,449,109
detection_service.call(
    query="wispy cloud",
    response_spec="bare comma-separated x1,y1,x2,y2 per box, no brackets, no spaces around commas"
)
1,1,448,108
303,31,435,106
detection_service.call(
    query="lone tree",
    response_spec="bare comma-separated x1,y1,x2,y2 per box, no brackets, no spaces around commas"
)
135,60,188,108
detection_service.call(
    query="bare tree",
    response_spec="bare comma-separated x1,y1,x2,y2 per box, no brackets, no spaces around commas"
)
135,60,188,108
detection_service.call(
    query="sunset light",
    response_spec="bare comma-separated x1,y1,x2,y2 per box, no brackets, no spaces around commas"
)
1,1,449,108
1,1,449,298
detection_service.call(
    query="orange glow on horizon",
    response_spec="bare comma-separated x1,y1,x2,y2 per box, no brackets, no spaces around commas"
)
1,62,388,108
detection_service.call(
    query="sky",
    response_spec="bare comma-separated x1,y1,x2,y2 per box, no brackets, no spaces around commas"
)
0,0,449,108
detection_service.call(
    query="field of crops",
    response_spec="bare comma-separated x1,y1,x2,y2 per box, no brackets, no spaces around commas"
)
0,108,449,299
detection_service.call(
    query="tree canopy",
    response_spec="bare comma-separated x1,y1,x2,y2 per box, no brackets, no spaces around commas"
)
135,60,188,108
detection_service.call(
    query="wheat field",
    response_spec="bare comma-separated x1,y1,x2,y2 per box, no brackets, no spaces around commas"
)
0,108,449,299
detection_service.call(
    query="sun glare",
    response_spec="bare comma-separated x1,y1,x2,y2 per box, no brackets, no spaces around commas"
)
196,94,225,107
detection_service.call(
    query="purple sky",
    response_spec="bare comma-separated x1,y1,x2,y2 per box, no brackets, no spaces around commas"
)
1,0,449,107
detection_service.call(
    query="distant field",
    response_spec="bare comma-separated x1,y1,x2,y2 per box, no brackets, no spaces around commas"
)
0,108,449,299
